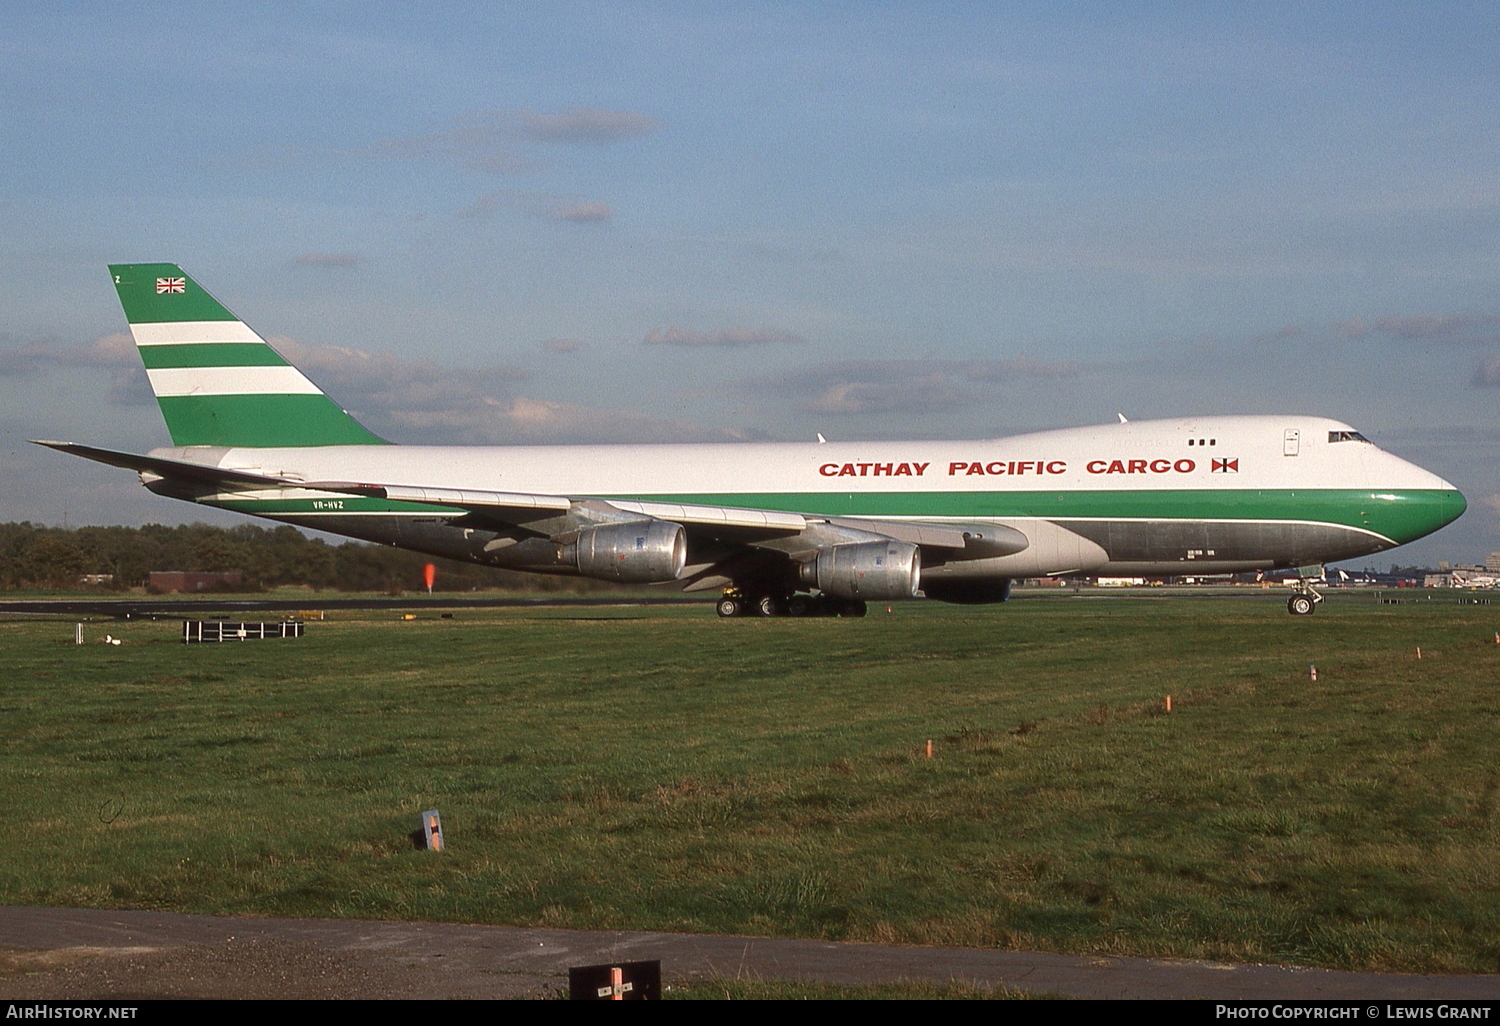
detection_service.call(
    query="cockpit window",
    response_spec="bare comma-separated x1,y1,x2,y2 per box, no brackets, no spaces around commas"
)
1328,431,1370,443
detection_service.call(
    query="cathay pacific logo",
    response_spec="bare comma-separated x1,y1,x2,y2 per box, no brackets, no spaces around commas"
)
1212,458,1239,473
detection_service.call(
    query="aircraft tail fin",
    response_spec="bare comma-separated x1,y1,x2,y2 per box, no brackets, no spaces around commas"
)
108,263,387,448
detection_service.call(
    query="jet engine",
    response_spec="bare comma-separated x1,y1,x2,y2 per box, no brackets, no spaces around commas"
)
566,520,686,583
799,540,920,600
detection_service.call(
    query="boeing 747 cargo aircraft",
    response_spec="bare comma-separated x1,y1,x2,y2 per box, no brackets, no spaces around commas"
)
38,264,1466,617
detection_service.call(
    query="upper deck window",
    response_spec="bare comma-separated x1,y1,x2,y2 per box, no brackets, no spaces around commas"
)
1328,430,1371,443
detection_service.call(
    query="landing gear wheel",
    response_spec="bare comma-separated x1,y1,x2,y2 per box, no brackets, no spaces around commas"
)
1288,595,1315,616
837,599,869,618
787,594,814,618
717,597,744,618
756,595,786,617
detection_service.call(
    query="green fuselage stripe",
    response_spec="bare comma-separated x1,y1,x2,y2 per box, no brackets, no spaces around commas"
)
208,487,1463,546
623,489,1461,545
157,394,389,447
137,343,290,369
217,496,453,515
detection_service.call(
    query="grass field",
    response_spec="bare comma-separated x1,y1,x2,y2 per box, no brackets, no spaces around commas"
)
4,592,1500,974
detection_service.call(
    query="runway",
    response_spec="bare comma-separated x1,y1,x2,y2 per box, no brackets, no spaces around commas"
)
1,906,1497,1000
0,595,704,619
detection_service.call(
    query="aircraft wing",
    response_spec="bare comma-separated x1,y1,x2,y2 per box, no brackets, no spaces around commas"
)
371,489,1025,559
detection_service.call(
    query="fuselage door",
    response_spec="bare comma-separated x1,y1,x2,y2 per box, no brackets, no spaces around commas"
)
1283,428,1300,456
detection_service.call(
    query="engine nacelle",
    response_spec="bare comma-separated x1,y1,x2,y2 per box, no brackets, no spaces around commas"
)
566,520,686,583
799,540,921,600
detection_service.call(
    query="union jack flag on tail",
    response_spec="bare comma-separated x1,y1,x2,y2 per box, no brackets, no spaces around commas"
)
155,277,185,294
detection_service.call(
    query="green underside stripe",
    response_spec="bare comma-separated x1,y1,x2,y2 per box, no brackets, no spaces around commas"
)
137,343,289,369
205,487,1463,547
217,497,457,515
157,394,389,447
110,263,236,323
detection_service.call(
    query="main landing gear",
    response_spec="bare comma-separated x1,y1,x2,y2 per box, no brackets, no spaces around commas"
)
1287,593,1317,616
1286,566,1326,616
716,589,867,618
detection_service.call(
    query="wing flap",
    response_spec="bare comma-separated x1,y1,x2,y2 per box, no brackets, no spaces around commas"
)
827,517,1030,557
608,499,807,532
377,485,572,514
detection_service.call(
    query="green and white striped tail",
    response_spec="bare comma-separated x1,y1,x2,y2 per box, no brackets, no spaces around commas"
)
109,263,387,448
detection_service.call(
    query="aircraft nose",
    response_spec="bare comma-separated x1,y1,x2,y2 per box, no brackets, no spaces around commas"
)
1440,485,1467,527
1422,465,1465,531
1381,483,1466,545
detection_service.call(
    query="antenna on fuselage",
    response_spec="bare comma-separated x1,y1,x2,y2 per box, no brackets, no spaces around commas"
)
816,433,827,443
1116,413,1129,424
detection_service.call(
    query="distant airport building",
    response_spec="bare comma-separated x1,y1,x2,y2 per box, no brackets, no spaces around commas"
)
1487,552,1500,572
149,571,244,593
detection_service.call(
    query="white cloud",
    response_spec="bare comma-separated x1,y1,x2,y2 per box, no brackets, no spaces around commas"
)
805,376,965,415
1472,353,1500,388
516,107,659,144
458,191,615,224
387,395,748,445
0,333,151,405
0,333,136,376
1342,313,1500,345
643,327,805,348
553,201,612,223
261,338,741,445
267,337,527,413
748,357,1078,416
367,107,658,178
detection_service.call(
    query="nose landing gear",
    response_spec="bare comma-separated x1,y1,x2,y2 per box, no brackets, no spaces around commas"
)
1287,565,1325,616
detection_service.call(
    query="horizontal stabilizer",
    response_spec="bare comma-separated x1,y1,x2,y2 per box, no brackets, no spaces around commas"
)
32,440,292,490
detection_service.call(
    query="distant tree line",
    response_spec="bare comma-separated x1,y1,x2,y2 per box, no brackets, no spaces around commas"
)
0,522,611,593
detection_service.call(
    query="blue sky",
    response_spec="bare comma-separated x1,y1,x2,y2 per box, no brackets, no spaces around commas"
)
2,2,1498,566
